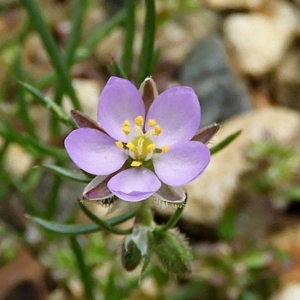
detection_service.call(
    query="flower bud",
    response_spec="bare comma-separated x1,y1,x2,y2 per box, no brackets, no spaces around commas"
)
152,228,192,276
121,225,152,271
121,239,142,271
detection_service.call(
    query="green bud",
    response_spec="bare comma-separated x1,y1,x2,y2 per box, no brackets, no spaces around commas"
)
152,228,192,276
121,225,152,271
121,239,142,271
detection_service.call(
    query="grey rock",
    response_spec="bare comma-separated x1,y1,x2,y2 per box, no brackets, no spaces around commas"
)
179,35,252,127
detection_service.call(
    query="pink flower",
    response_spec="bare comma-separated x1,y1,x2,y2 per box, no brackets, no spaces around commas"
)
64,76,210,202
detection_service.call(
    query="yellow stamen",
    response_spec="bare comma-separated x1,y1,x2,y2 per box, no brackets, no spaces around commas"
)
161,145,169,153
154,125,162,135
131,161,142,167
122,125,131,135
115,140,123,149
135,115,144,126
148,119,156,127
123,120,130,127
146,143,156,152
126,142,135,151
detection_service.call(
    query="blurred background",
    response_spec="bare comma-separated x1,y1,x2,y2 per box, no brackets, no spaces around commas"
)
1,0,300,299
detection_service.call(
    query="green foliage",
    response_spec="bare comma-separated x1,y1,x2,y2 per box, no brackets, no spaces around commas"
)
0,0,288,299
244,139,300,205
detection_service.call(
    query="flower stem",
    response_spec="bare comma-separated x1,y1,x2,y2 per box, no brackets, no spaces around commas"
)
136,199,154,227
158,199,186,232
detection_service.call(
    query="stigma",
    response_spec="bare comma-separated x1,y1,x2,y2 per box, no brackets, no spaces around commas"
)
118,115,169,165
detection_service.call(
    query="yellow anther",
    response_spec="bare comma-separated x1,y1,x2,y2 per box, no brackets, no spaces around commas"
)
122,125,131,135
148,119,156,127
154,125,162,135
146,143,156,152
135,115,144,126
126,142,135,151
122,120,130,127
131,161,142,167
115,140,123,149
161,145,169,153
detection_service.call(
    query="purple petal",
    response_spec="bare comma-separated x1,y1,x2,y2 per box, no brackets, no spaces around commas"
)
153,141,210,186
97,76,145,142
107,168,161,202
83,175,113,200
154,184,186,203
64,128,127,175
145,86,200,147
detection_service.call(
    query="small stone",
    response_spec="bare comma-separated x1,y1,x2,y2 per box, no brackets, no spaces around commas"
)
183,107,300,224
157,9,220,64
224,1,298,76
270,284,300,300
205,0,265,10
274,47,300,110
4,143,34,178
179,35,252,126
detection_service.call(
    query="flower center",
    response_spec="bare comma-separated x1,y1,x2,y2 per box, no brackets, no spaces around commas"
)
115,116,169,167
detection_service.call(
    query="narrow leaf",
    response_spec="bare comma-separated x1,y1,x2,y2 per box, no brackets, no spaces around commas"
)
122,0,137,76
42,164,91,183
29,209,137,235
64,0,86,68
112,59,127,79
210,130,242,155
75,10,126,62
136,0,156,85
19,81,75,128
20,0,81,109
69,236,96,300
79,202,133,235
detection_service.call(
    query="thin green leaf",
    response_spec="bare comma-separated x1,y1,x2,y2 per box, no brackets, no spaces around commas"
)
136,0,156,85
15,50,38,138
42,164,91,183
45,175,62,220
112,59,127,78
69,236,96,300
210,130,242,155
75,9,126,62
26,135,68,160
0,126,66,161
79,202,133,235
19,81,76,128
29,209,137,235
122,0,137,77
64,0,86,68
20,0,81,109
